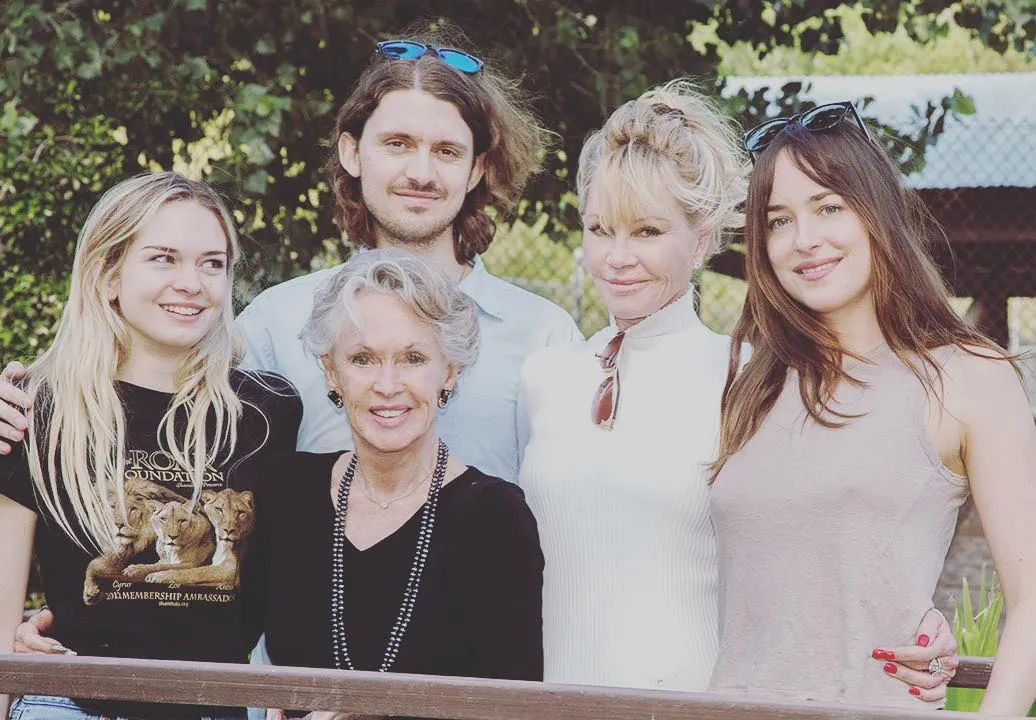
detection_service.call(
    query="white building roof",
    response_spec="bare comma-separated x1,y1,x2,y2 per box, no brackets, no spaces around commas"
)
724,73,1036,189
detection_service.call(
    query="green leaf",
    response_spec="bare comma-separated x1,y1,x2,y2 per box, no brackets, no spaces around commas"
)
254,38,276,55
949,88,977,116
143,12,166,32
243,169,268,194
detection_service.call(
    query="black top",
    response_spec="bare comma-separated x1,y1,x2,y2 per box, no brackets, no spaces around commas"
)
256,452,544,684
0,370,302,718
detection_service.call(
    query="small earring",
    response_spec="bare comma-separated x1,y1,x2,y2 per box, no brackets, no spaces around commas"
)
437,388,453,409
693,259,704,270
327,388,344,408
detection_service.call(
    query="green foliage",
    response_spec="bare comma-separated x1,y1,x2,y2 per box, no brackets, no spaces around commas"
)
944,571,1036,716
945,570,1004,712
0,0,1027,357
715,3,1036,76
0,267,69,363
3,0,1026,279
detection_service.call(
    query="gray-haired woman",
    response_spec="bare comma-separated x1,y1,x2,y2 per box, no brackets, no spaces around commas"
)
253,250,544,714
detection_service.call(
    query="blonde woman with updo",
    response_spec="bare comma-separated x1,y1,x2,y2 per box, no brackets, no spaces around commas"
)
0,173,301,720
518,81,955,695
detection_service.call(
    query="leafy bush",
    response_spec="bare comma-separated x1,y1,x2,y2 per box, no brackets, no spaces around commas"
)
0,266,68,364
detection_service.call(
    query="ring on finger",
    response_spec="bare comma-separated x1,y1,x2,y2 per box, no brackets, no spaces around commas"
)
928,658,944,675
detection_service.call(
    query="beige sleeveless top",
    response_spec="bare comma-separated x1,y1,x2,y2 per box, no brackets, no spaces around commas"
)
709,345,968,709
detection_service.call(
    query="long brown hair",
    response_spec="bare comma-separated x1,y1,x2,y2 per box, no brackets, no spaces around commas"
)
326,27,548,264
711,120,1007,481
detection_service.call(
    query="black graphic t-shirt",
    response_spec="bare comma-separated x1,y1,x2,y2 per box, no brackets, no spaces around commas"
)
0,370,301,717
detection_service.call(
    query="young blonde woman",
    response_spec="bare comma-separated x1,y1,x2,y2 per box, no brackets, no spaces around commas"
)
0,172,301,720
709,104,1036,712
519,81,955,698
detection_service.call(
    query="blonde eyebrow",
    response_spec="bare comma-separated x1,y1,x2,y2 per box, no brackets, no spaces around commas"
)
140,245,227,257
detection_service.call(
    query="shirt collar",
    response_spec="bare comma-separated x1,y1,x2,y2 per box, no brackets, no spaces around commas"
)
354,248,506,321
614,286,703,342
459,256,505,320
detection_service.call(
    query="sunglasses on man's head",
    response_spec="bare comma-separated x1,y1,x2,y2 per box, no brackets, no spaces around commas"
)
742,101,875,160
376,40,484,75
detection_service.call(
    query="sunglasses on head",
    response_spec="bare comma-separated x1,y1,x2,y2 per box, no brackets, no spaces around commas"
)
375,40,484,75
742,101,875,160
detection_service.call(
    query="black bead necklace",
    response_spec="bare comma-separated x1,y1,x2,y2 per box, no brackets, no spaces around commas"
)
330,439,448,672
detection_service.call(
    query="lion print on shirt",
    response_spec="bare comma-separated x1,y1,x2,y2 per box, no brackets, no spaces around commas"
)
82,475,257,604
83,477,187,604
123,500,217,582
130,489,256,588
80,447,259,607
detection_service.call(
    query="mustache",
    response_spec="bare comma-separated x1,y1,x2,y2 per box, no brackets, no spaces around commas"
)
392,180,444,197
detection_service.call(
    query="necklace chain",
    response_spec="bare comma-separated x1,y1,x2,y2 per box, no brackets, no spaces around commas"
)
357,462,433,511
329,440,448,672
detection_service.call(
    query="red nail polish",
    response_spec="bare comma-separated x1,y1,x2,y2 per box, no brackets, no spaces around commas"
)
871,649,895,661
883,663,897,674
917,634,930,647
909,687,921,697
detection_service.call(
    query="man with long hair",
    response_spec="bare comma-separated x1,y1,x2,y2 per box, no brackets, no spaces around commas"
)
222,29,580,484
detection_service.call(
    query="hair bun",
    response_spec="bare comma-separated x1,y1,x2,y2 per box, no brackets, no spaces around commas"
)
576,79,751,265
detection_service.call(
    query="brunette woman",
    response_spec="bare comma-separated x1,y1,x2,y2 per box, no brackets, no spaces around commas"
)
709,103,1036,713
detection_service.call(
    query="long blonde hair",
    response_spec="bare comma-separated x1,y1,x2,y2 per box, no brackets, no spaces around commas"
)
26,172,244,551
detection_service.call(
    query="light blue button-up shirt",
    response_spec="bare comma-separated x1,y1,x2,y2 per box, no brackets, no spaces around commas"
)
236,256,582,483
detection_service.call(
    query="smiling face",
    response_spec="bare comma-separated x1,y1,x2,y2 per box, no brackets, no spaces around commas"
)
338,88,485,253
582,176,709,331
111,200,229,364
321,290,457,457
764,150,875,324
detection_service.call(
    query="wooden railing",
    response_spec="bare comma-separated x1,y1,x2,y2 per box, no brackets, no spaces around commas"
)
0,655,997,719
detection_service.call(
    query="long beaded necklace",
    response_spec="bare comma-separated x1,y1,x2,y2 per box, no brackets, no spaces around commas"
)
330,439,448,672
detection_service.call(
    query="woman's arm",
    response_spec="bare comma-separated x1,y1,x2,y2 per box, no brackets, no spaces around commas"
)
460,482,544,681
952,351,1036,715
0,493,37,715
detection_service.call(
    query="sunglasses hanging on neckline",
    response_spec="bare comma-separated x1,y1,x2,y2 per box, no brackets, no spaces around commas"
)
591,331,626,431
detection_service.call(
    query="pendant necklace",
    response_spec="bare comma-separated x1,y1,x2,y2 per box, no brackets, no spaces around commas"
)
357,462,433,511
